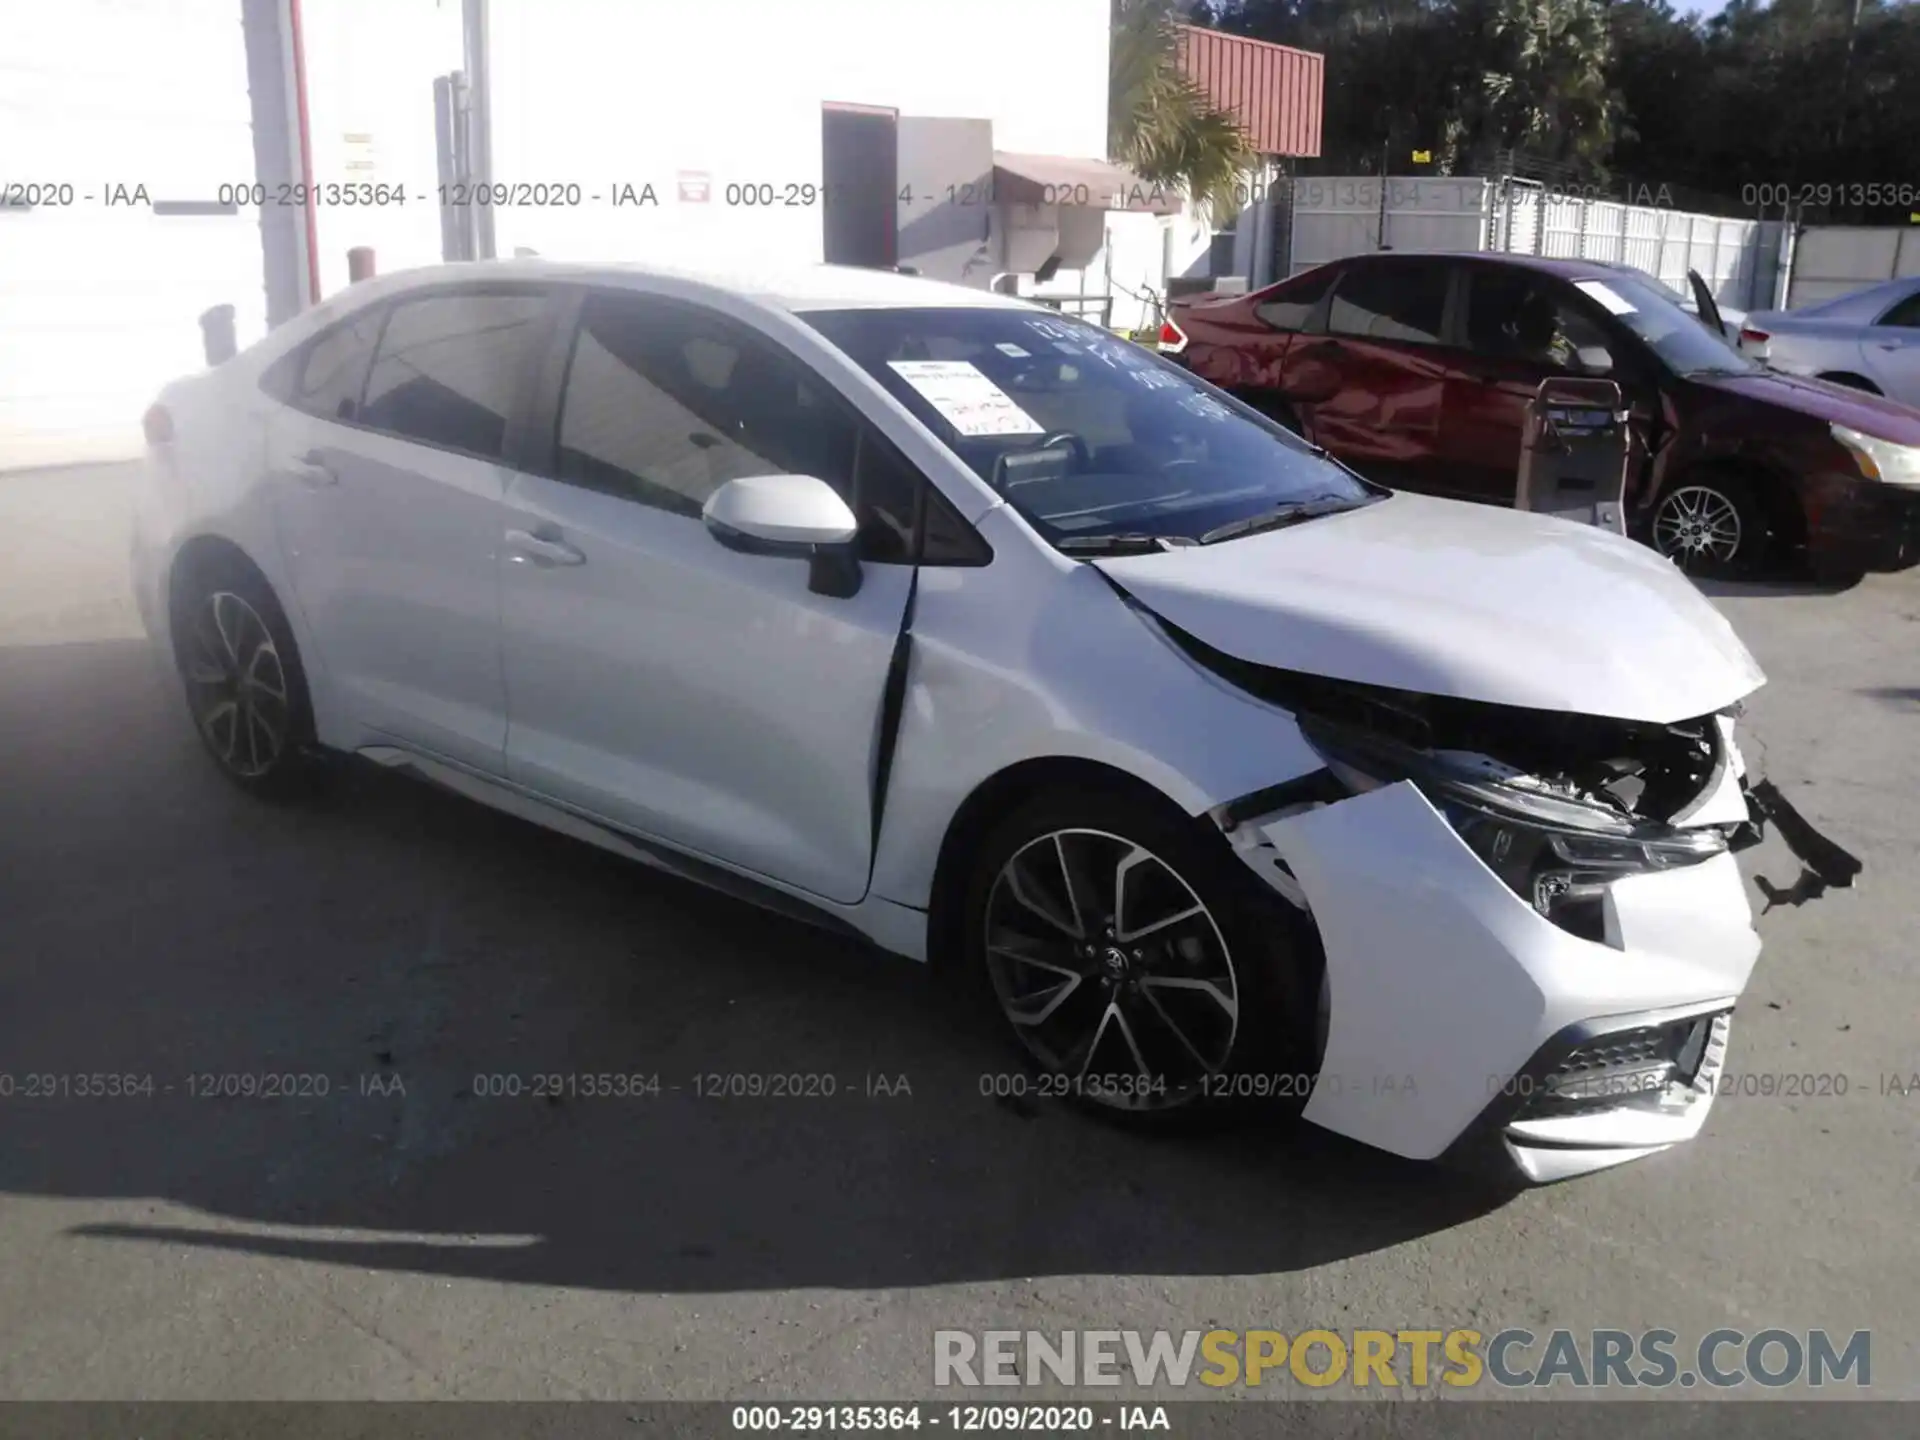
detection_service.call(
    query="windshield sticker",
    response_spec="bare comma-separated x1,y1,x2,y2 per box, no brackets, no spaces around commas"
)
1179,393,1235,421
994,342,1031,358
1574,279,1638,316
887,360,1046,437
1128,369,1183,390
1024,318,1077,341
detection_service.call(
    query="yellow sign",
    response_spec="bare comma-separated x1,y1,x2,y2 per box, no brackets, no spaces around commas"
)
1412,149,1433,164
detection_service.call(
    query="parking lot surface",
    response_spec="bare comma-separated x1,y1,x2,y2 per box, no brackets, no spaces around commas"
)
2,463,1917,1401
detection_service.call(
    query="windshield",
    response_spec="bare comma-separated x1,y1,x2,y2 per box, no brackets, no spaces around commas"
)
1571,273,1757,375
801,306,1380,549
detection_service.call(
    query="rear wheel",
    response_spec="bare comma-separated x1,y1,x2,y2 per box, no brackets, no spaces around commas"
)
172,556,325,800
1649,470,1769,575
964,786,1320,1125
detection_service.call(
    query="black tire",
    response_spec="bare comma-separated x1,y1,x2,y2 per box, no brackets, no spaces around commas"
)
1647,469,1770,576
170,552,326,801
961,784,1322,1129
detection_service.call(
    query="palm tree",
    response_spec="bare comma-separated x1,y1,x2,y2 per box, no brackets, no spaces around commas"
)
1109,0,1256,216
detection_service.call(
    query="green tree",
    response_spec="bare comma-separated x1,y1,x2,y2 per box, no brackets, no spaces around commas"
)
1109,0,1257,214
1463,0,1618,171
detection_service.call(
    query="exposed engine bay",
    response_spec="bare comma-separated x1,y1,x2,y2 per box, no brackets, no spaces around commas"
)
1158,613,1864,918
1164,616,1726,823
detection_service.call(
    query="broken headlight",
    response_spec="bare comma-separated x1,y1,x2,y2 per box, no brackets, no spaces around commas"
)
1304,722,1727,943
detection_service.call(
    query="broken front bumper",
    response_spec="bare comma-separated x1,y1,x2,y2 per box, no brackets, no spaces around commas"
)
1234,772,1857,1185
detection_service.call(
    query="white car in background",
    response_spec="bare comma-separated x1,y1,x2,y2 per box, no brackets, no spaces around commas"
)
131,259,1849,1185
1738,277,1920,406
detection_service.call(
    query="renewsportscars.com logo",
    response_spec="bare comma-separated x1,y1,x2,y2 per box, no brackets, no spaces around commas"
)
933,1328,1871,1390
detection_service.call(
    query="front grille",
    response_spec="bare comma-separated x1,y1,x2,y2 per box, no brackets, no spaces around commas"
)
1517,1011,1728,1118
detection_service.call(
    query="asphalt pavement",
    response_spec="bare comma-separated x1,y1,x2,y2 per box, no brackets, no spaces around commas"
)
2,463,1916,1403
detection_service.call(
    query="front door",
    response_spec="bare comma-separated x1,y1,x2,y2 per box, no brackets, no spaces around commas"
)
270,287,550,771
496,288,914,905
1440,268,1639,505
1864,289,1920,405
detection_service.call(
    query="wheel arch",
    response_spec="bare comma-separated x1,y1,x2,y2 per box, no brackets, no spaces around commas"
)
1814,371,1882,395
923,756,1204,979
165,535,280,657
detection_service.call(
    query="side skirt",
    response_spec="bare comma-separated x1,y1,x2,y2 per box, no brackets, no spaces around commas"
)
356,745,929,957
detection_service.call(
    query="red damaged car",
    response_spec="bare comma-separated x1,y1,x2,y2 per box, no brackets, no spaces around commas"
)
1166,251,1920,578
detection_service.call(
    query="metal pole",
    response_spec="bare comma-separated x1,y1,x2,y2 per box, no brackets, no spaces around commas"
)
463,0,496,260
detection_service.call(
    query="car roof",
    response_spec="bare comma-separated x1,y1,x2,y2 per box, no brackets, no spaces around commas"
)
1326,250,1643,281
338,256,1033,316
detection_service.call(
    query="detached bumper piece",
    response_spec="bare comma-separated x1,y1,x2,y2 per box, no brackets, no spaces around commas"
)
1446,1008,1734,1186
1733,776,1865,909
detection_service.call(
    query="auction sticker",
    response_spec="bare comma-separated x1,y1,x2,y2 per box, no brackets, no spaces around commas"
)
887,360,1045,436
1574,279,1637,315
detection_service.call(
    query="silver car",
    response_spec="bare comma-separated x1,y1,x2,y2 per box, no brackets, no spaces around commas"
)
1738,278,1920,406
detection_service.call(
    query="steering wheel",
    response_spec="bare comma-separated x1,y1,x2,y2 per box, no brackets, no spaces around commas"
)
1033,432,1093,470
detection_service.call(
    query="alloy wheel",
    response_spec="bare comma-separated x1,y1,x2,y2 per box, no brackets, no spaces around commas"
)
982,828,1239,1111
1652,484,1743,567
181,590,292,779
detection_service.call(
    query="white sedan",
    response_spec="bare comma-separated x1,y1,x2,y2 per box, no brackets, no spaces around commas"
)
1739,277,1920,406
131,258,1840,1184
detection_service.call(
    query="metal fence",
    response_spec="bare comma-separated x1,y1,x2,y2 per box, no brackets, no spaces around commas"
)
1285,174,1790,312
1783,226,1920,308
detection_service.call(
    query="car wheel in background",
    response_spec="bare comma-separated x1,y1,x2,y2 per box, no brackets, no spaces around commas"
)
171,554,326,801
1649,469,1770,576
963,785,1321,1127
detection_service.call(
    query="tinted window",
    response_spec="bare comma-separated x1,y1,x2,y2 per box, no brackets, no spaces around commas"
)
801,306,1378,550
1253,267,1335,332
1466,269,1616,371
360,291,546,459
1878,292,1920,328
286,307,384,421
556,292,858,519
554,292,932,563
1327,263,1450,344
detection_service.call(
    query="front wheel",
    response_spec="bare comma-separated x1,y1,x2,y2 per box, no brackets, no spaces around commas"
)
963,787,1320,1123
1648,471,1769,575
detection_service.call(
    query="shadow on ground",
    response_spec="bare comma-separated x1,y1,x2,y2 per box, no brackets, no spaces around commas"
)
1689,572,1862,600
0,639,1503,1296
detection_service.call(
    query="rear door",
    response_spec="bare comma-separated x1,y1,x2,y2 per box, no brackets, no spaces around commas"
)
1862,289,1920,407
1282,258,1457,492
1440,267,1641,505
1175,265,1338,423
268,285,551,771
495,286,920,904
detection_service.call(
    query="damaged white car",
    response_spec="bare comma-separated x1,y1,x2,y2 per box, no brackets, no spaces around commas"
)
132,260,1858,1186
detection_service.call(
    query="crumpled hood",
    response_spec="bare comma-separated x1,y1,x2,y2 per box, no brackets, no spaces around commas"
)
1095,492,1765,724
1695,368,1920,445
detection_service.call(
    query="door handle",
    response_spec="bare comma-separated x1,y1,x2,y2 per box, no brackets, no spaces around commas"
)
504,527,586,568
289,450,337,488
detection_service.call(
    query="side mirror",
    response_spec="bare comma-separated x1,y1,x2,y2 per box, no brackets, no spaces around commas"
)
1575,346,1614,375
702,474,863,598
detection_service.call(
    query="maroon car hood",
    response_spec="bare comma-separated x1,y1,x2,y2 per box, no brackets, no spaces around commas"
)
1698,369,1920,443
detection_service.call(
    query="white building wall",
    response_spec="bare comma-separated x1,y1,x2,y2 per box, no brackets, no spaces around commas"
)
485,0,1109,270
0,0,265,468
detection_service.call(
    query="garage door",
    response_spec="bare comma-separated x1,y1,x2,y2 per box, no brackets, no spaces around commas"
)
0,0,268,470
